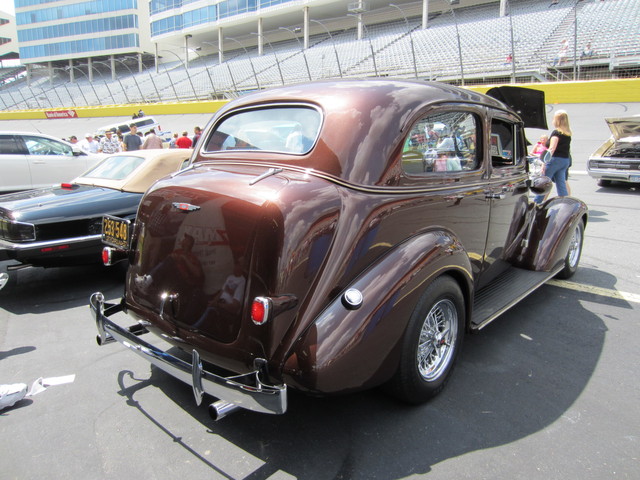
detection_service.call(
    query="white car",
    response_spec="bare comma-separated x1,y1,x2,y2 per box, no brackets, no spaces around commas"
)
587,115,640,186
0,132,103,193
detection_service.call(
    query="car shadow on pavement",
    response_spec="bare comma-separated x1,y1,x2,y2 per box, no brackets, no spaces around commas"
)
0,262,125,314
108,274,614,480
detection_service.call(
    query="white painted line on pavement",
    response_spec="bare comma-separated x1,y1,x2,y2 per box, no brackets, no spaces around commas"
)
547,279,640,304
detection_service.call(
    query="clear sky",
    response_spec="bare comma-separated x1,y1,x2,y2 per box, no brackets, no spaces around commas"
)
0,0,15,16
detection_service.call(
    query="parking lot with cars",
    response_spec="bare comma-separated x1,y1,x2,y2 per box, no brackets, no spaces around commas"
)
1,103,639,479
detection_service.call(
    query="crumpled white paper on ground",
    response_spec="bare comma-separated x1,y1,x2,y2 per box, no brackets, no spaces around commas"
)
1,375,75,410
27,375,76,396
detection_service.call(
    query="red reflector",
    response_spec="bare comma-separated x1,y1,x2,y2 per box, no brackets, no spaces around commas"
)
251,297,270,325
102,247,111,265
40,245,69,253
61,183,75,189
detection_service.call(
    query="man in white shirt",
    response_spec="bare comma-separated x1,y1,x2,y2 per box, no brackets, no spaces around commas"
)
78,133,100,154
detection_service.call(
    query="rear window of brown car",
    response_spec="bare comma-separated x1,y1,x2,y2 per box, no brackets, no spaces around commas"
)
204,105,321,155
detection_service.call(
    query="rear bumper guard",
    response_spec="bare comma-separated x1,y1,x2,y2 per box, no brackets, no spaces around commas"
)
89,292,287,418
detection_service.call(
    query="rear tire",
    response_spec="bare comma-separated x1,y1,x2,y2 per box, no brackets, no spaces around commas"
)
387,276,465,404
556,220,584,280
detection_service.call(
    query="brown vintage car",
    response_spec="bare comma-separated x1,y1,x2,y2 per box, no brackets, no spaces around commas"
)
91,79,587,420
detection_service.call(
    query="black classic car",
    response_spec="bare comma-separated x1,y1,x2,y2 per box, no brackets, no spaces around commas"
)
91,79,587,420
0,149,191,271
587,115,640,186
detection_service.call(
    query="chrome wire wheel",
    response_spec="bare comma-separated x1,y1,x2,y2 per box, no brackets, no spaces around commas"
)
417,298,458,382
567,223,583,269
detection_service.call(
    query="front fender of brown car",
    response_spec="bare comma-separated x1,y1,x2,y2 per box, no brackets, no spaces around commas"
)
517,197,588,272
281,229,473,395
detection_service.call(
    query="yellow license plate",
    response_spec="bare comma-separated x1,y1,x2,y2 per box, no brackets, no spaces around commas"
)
102,215,130,249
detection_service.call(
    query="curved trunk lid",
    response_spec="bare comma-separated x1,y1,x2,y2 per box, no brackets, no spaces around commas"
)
126,164,288,346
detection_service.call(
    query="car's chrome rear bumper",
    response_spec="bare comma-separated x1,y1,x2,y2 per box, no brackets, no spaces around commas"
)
89,292,287,419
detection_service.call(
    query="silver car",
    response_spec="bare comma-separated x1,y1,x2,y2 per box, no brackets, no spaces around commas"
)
0,132,102,193
587,115,640,186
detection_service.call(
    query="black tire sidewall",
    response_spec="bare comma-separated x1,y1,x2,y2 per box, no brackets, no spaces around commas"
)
394,275,465,404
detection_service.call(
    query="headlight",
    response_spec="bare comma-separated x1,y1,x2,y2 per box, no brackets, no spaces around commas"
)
0,219,36,242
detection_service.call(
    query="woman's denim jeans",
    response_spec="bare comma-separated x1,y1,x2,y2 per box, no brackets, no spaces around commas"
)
535,156,571,203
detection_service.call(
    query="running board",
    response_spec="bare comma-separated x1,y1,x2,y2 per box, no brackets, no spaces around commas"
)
471,266,560,330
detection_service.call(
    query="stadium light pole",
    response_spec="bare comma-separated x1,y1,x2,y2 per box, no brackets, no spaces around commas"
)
94,60,132,104
203,40,238,92
67,66,96,105
160,50,198,101
88,64,118,105
251,32,285,85
450,6,465,86
389,4,418,78
122,55,161,101
50,67,76,106
502,0,517,84
347,14,378,76
573,0,578,81
110,58,145,102
225,36,261,89
310,19,343,78
181,48,219,98
279,26,312,80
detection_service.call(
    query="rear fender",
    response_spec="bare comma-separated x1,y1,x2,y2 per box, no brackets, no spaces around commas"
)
516,197,588,271
282,229,473,395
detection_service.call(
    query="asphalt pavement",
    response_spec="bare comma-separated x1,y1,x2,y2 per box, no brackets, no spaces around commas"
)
1,103,639,480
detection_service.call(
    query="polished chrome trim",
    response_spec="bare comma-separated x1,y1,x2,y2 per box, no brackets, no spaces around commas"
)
342,288,363,310
90,293,287,416
249,167,283,186
192,160,517,195
0,234,101,251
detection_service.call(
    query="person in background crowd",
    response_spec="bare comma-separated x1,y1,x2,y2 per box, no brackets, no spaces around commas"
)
169,132,179,148
192,126,202,145
531,134,549,157
78,133,100,153
552,39,569,66
123,124,142,151
68,135,78,144
581,41,594,59
99,130,122,154
141,129,164,149
535,110,572,203
176,131,193,149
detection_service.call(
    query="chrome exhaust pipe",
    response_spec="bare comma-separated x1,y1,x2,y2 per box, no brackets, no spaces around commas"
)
209,400,241,421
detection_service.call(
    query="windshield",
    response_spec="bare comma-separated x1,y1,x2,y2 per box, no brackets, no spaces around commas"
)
204,106,321,155
83,155,145,180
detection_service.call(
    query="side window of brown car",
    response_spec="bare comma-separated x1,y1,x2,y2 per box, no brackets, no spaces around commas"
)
402,111,479,176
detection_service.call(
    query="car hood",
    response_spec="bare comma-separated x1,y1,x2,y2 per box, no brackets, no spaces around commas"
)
605,116,640,142
0,185,141,223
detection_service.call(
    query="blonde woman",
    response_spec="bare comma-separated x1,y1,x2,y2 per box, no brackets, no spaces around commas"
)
536,110,572,202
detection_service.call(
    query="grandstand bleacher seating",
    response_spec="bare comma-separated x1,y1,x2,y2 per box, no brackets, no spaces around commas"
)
1,0,638,109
